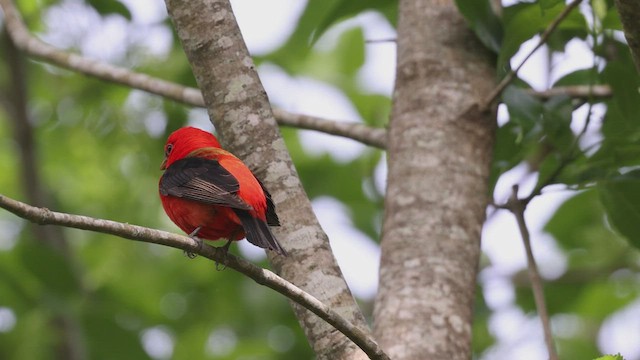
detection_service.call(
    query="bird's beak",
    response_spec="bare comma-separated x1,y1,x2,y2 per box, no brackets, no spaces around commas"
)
160,157,167,170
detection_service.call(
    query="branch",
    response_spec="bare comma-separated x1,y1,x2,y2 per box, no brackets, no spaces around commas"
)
505,185,558,360
0,194,390,360
273,108,387,148
0,0,386,149
527,84,612,100
480,0,584,110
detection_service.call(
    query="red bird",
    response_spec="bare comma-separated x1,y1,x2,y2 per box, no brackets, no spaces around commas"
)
159,127,286,255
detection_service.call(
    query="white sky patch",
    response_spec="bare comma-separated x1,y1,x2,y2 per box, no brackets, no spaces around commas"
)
483,307,548,360
120,0,168,24
480,275,515,310
231,0,307,56
312,196,380,300
312,10,396,95
483,186,571,277
511,36,550,90
550,38,602,84
186,109,215,133
206,326,238,357
0,307,16,333
141,326,175,360
238,238,268,261
0,218,22,251
259,65,367,162
374,153,388,195
572,102,606,153
598,300,640,360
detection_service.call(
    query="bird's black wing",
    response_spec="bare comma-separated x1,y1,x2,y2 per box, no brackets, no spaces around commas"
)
160,157,252,211
256,178,280,226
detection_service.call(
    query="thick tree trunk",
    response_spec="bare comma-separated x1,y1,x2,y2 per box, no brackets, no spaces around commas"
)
163,1,370,359
615,0,640,73
373,1,496,359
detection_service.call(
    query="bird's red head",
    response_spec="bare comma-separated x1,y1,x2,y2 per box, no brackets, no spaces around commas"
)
160,127,222,170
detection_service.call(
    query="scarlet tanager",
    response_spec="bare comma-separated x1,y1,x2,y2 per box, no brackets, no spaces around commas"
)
159,127,286,256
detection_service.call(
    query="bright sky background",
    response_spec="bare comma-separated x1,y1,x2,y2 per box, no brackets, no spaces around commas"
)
6,0,637,358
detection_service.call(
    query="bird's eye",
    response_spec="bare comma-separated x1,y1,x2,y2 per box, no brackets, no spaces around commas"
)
165,144,173,156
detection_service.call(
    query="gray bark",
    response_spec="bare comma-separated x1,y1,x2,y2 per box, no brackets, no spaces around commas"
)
615,0,640,73
373,0,496,359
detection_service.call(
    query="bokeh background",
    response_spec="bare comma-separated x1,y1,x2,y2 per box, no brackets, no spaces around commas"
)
1,0,639,359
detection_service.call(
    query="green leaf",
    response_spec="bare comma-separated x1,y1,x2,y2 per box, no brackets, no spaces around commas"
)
552,68,600,87
540,95,575,153
591,0,608,21
312,0,398,43
602,58,640,127
455,0,503,53
598,171,640,249
85,0,132,20
594,354,626,360
540,0,563,11
502,85,543,125
335,27,366,76
601,7,622,31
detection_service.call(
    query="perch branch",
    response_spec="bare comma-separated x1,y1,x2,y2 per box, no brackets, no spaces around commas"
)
0,0,386,149
0,194,389,360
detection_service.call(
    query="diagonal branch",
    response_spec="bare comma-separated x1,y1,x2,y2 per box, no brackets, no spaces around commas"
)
0,0,386,149
480,0,584,111
0,194,390,360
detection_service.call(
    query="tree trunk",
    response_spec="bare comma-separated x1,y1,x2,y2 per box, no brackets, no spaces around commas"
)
163,1,370,358
373,0,496,359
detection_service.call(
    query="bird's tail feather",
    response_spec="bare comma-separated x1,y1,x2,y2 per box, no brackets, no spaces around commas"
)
234,210,287,256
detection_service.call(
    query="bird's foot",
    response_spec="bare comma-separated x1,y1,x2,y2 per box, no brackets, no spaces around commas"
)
214,239,233,271
184,227,203,259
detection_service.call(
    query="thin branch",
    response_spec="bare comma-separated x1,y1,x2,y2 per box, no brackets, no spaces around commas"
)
0,194,390,360
506,185,558,360
273,108,387,148
0,0,387,149
365,38,396,44
526,84,611,100
480,0,584,110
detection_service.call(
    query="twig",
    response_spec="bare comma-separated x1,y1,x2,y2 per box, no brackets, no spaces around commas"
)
0,0,387,149
506,185,558,360
272,108,387,148
365,38,396,44
480,0,584,110
0,194,390,360
526,84,611,100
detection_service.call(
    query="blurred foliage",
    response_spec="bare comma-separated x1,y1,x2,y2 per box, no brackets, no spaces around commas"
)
0,0,639,359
